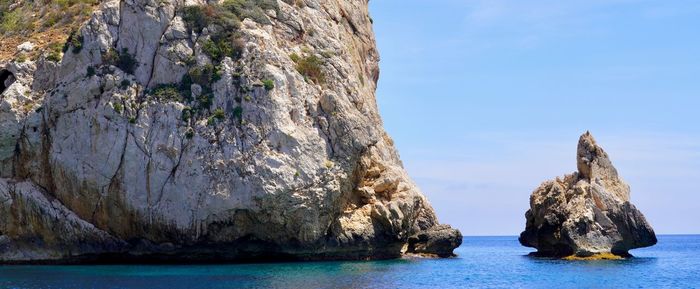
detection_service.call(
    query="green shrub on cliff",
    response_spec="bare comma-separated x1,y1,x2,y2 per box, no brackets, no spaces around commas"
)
46,43,63,62
181,6,210,33
188,64,222,87
181,0,277,62
62,30,84,54
120,79,131,90
150,84,182,102
86,66,96,77
174,1,280,128
0,10,28,34
262,79,274,90
221,0,279,25
198,93,213,109
202,38,244,62
113,102,123,114
213,108,226,120
181,107,193,122
103,48,139,74
291,54,325,84
232,106,243,121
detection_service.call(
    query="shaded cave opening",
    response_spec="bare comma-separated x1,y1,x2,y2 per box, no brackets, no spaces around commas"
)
1,69,16,95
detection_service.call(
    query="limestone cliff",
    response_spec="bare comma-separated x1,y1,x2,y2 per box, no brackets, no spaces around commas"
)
0,0,461,263
519,132,656,258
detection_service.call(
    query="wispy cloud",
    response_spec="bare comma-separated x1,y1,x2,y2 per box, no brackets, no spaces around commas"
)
464,0,577,27
454,0,700,50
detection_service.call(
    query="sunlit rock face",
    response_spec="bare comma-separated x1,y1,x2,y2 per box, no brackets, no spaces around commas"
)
519,132,656,258
0,0,460,263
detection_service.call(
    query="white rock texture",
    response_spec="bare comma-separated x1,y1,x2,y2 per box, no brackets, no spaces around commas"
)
519,132,656,257
16,42,35,53
0,0,461,262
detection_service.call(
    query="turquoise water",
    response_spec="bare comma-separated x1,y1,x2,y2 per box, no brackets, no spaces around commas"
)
1,235,698,288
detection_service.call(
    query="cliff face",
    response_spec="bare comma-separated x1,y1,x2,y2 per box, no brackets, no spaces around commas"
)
0,0,461,262
519,132,656,258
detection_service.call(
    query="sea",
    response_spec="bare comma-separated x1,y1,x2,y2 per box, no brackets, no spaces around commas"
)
0,235,698,288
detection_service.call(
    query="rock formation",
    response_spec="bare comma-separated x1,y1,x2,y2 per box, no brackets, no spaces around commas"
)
519,132,656,258
0,0,461,263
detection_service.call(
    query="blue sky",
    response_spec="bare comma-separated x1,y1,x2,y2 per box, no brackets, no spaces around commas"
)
368,0,700,236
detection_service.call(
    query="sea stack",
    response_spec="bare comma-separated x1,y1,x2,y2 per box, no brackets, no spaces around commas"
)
519,132,656,259
0,0,460,262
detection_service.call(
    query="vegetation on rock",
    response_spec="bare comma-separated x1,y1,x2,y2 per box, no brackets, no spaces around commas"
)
103,48,139,74
290,53,325,84
62,30,84,54
119,80,131,90
180,0,277,62
150,84,182,102
0,0,99,60
213,108,226,120
86,66,96,78
0,0,463,263
46,43,63,62
232,106,243,122
113,102,123,114
262,79,274,90
134,1,280,128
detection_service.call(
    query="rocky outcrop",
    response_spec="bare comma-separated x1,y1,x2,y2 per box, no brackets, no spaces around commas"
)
519,132,656,258
0,0,461,263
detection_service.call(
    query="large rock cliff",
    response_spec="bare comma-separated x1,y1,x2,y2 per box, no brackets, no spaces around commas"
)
0,0,461,263
519,132,656,258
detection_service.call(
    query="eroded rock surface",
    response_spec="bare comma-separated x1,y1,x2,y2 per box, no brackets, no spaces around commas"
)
519,132,656,258
0,0,461,263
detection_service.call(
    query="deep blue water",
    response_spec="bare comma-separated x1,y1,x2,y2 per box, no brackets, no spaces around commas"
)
1,235,699,288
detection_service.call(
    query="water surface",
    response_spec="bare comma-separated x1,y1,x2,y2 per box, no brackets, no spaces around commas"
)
1,235,698,288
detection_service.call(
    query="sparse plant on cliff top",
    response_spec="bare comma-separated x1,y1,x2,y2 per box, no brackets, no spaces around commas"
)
0,10,24,34
62,30,84,54
0,0,98,60
46,43,63,62
221,0,279,25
